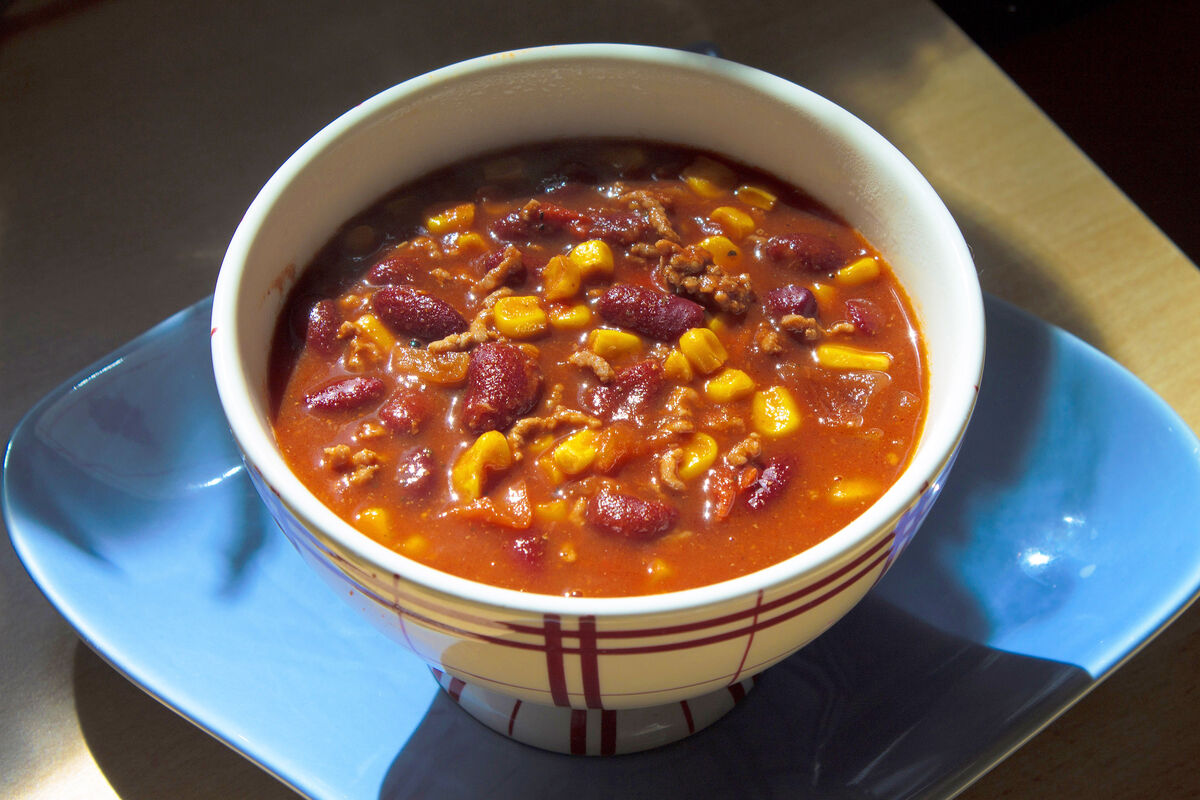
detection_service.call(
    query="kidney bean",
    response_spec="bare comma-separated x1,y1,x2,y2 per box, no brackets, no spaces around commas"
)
509,534,547,568
586,359,665,422
470,247,527,285
597,284,705,340
489,201,591,241
378,385,432,434
305,299,341,355
394,447,436,498
462,342,543,433
845,298,883,335
488,213,533,241
371,286,467,340
472,248,506,274
764,285,818,319
586,487,678,540
743,456,795,511
303,376,386,412
366,252,421,285
538,201,592,233
589,210,656,245
763,233,845,272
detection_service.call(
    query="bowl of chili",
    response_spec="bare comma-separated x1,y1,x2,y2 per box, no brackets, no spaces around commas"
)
211,44,983,754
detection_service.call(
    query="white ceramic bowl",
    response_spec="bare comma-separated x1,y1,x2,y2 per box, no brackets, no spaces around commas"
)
211,44,983,754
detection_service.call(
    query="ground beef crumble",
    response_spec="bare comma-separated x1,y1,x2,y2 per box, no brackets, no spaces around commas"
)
657,240,755,315
426,288,512,353
469,245,524,298
723,433,762,467
568,349,615,382
620,189,681,243
780,314,856,342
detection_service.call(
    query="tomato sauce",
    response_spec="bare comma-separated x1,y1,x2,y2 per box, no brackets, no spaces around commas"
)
269,139,926,597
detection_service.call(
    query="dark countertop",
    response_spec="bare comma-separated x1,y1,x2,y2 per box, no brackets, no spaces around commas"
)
937,0,1200,263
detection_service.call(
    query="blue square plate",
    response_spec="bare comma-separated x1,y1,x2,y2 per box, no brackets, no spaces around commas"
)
5,294,1200,799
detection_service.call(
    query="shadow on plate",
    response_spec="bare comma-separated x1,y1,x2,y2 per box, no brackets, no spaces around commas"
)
378,596,1089,800
73,642,298,800
5,300,274,595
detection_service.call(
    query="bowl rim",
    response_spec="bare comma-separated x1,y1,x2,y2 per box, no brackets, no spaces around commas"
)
212,42,984,618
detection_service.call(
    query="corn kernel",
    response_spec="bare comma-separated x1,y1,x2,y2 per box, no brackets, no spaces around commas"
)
751,386,802,439
589,328,642,359
558,541,578,563
681,157,735,198
451,431,512,500
399,534,429,556
886,452,901,466
450,231,488,256
835,256,881,286
679,327,728,374
537,453,565,486
353,313,395,352
816,343,892,371
548,303,593,329
647,557,674,581
810,281,835,310
425,202,475,234
552,430,597,476
534,500,570,522
493,295,548,339
735,184,777,210
663,349,694,382
829,478,881,503
354,507,391,539
542,254,581,301
710,206,756,239
529,433,557,455
336,292,365,316
704,368,756,402
568,239,614,278
698,235,742,270
677,433,718,480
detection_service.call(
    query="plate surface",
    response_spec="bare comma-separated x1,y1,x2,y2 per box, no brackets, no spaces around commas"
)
5,295,1200,799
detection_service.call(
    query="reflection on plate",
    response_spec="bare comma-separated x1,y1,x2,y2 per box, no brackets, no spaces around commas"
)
5,295,1200,799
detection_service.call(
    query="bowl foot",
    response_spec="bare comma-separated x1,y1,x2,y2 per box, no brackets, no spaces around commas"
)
430,668,756,755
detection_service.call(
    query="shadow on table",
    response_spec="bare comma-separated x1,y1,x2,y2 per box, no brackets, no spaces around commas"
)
72,643,298,800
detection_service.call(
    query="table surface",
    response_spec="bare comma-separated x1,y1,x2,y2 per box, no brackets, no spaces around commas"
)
3,1,1198,797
